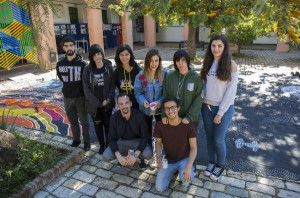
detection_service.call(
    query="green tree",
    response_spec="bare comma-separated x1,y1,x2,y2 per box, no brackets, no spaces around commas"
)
111,0,299,57
227,23,256,54
110,0,252,59
253,0,300,49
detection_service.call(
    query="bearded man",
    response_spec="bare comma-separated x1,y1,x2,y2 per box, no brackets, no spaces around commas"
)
56,36,90,151
102,93,152,169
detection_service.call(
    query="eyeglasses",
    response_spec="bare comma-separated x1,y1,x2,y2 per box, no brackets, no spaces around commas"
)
164,105,177,112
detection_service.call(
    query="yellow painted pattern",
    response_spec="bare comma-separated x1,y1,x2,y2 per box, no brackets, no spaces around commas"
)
0,20,29,39
0,106,58,132
0,50,19,69
10,0,27,9
38,111,57,132
24,48,38,64
0,0,7,5
0,107,39,128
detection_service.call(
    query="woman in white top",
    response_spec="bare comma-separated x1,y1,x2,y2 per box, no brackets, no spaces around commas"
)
200,34,238,181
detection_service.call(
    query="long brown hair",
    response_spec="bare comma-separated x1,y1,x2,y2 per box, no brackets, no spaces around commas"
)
144,49,163,83
201,34,232,81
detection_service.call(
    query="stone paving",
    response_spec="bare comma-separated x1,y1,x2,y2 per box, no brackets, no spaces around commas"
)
18,127,299,198
1,48,300,197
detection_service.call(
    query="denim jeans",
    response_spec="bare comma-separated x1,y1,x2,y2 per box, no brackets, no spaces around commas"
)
201,103,234,166
155,157,194,192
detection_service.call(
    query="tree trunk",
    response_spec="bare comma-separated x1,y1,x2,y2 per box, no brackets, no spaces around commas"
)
187,25,197,60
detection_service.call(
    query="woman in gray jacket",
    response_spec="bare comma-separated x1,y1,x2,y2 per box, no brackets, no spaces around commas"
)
83,44,115,154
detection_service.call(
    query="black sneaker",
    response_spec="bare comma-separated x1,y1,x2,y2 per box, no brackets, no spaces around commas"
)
71,140,81,147
210,165,224,181
83,142,91,151
99,145,105,154
139,159,146,170
204,161,216,176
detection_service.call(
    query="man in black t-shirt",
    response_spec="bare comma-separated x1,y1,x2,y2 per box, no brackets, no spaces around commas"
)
154,96,197,192
56,36,90,151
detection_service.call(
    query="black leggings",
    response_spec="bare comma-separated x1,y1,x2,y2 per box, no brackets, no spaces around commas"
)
92,108,112,147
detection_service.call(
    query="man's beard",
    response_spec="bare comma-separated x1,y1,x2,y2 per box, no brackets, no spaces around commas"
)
121,108,129,114
66,50,75,56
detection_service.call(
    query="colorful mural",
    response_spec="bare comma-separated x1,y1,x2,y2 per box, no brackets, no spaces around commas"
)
0,0,38,69
0,80,72,136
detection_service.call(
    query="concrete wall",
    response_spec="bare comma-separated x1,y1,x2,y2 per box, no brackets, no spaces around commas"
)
53,2,87,24
253,32,277,44
132,22,185,42
199,25,210,42
156,23,185,42
53,3,118,24
107,9,120,24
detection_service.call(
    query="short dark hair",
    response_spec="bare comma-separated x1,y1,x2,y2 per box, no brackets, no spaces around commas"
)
88,44,105,66
162,96,179,108
117,92,131,102
62,36,75,46
114,44,138,68
173,50,190,71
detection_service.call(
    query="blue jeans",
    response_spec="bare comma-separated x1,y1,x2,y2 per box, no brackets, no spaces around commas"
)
201,103,234,166
155,157,194,192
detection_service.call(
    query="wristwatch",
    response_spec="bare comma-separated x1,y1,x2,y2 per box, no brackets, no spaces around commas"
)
129,149,138,158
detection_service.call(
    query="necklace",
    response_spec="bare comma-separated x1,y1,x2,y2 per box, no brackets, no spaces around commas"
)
123,67,133,94
176,73,186,100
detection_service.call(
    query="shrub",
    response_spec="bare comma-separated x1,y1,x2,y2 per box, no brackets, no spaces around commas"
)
0,131,70,198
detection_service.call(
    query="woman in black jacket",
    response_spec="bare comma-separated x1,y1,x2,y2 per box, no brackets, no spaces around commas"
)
83,44,115,153
113,44,141,109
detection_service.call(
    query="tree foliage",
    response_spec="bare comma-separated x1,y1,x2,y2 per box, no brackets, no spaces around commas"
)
110,0,256,58
110,0,300,57
254,0,300,48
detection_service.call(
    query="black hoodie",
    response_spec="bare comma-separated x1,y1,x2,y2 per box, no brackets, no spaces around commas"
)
56,55,88,98
113,66,141,109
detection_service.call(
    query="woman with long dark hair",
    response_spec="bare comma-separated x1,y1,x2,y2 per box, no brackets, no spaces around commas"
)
200,34,238,181
114,44,141,109
134,49,168,147
82,44,115,154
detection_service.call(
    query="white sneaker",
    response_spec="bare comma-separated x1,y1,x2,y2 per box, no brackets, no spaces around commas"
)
150,157,157,168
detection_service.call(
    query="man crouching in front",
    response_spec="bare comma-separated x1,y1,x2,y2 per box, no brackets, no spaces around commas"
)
154,96,197,192
102,92,152,169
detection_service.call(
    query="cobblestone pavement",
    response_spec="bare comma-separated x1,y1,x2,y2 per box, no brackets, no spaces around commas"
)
15,126,299,198
1,48,300,197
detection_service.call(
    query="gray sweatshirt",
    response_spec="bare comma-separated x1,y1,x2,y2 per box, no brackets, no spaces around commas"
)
203,60,238,116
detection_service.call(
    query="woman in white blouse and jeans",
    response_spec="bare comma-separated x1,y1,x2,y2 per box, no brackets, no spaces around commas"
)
200,34,238,181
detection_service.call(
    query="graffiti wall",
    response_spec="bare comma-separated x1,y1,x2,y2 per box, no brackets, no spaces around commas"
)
0,80,72,136
0,0,38,69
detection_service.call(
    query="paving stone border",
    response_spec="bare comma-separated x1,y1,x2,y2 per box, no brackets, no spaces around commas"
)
7,127,84,198
5,126,300,198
